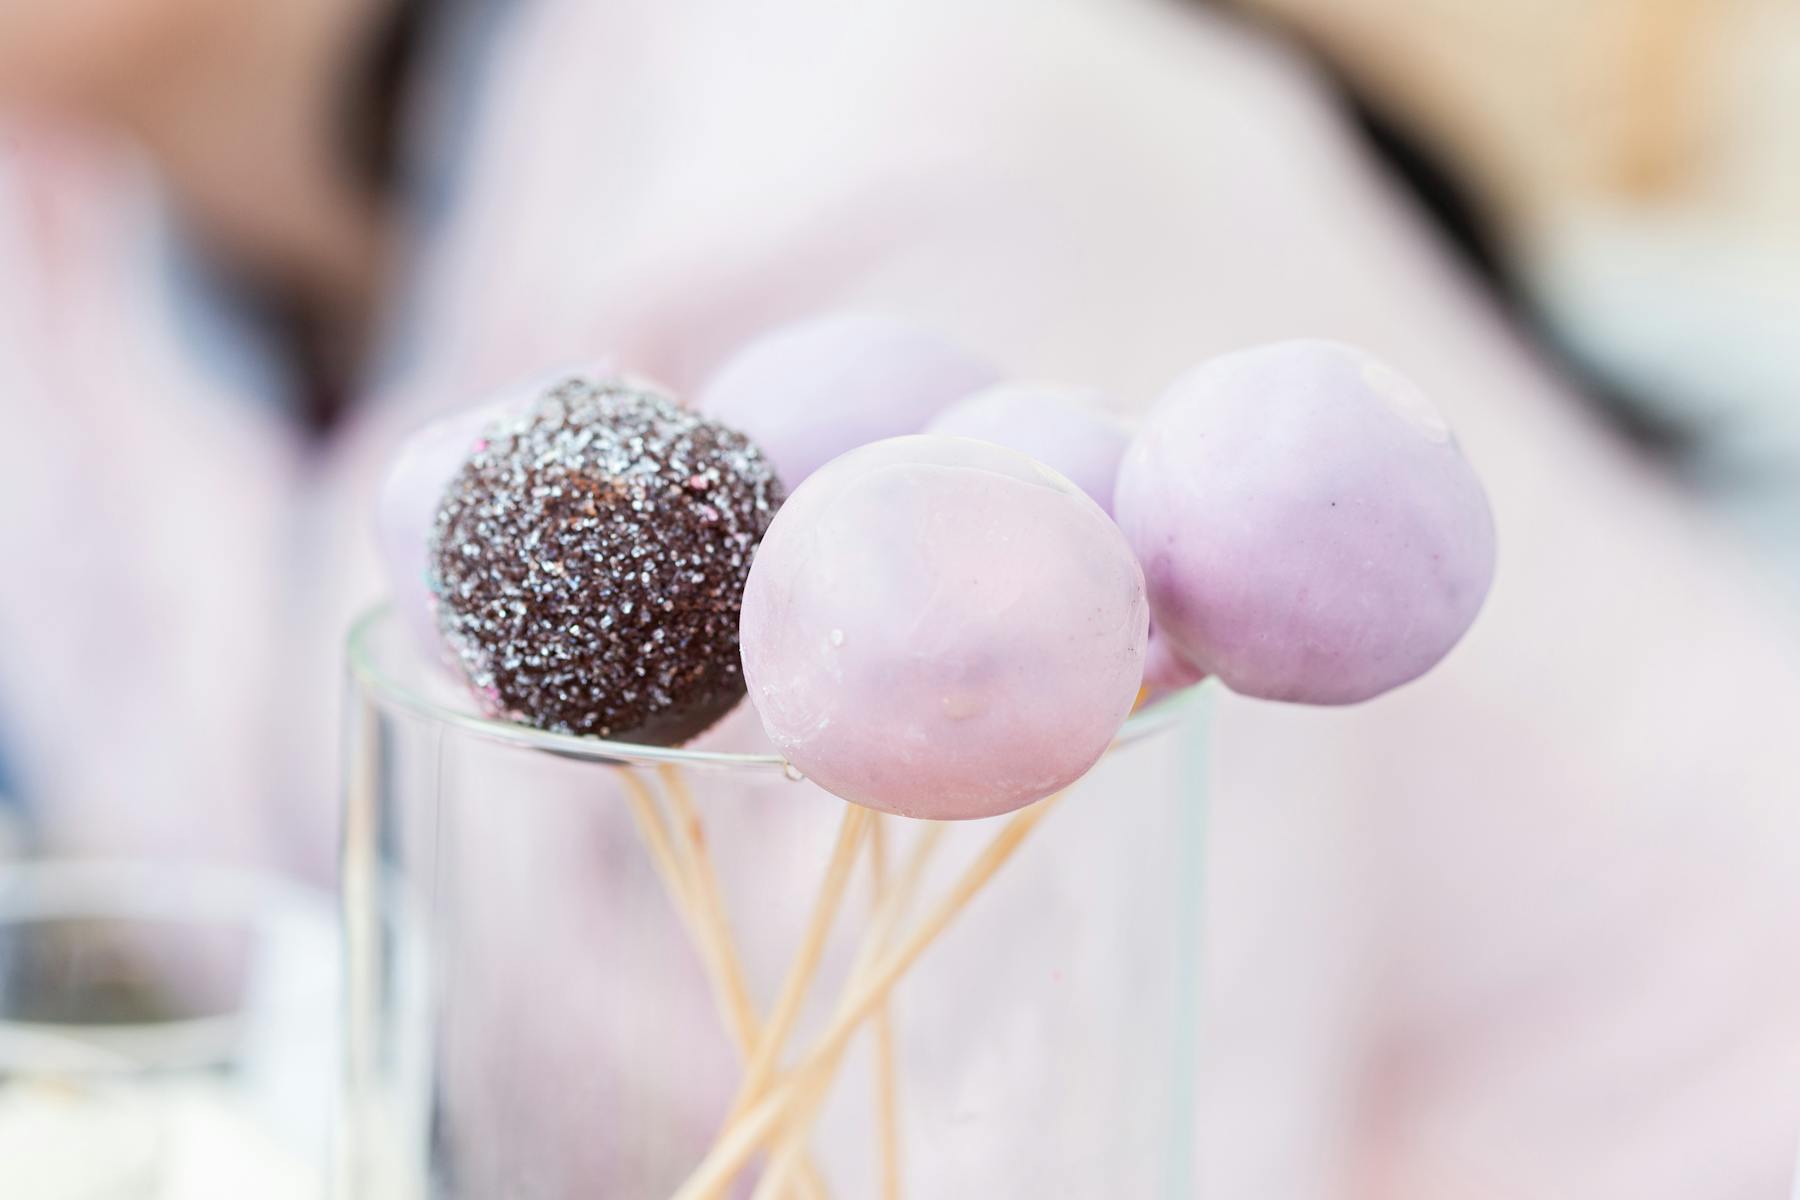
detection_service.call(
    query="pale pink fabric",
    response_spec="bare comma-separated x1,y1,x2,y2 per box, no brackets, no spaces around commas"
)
3,0,1800,1195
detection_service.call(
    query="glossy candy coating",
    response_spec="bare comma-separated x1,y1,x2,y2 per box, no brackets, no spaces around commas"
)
740,435,1148,819
1114,340,1495,704
925,382,1131,515
926,382,1207,697
699,313,998,486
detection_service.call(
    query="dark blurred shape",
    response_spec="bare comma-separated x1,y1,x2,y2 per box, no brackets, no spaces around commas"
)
344,0,435,196
1340,80,1704,457
1205,0,1703,458
279,0,440,437
0,916,249,1026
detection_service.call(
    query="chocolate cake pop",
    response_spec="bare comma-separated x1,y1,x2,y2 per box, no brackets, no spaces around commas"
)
925,382,1130,514
1114,340,1495,704
378,403,520,664
699,313,998,486
376,364,617,665
430,375,783,743
739,435,1148,820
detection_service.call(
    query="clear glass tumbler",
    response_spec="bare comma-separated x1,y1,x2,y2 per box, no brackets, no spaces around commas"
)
339,605,1208,1200
0,859,337,1200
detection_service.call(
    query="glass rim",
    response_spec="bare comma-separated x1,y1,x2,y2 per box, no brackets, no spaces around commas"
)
347,603,1195,774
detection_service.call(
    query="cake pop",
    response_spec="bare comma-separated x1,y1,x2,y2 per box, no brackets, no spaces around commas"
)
378,402,520,663
430,375,782,743
739,435,1148,819
926,382,1205,697
374,363,620,664
1113,340,1496,704
699,313,998,486
925,382,1130,514
1141,633,1207,698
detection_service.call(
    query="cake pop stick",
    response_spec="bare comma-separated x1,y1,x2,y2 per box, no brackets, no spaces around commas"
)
838,823,947,1024
637,763,832,1200
754,819,924,1200
866,818,904,1200
697,823,945,1200
617,769,698,924
670,1069,802,1200
728,806,873,1124
751,1070,837,1200
753,818,942,1200
754,815,974,1198
674,799,1056,1200
658,765,762,1054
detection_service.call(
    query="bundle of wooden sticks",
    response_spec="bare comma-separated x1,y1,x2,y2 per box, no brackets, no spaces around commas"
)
618,764,1063,1200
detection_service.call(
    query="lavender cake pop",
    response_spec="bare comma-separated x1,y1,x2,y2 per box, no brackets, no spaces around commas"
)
699,313,998,486
1114,340,1496,704
429,375,782,743
925,382,1130,514
379,408,518,663
739,435,1148,819
927,381,1205,696
1141,633,1206,697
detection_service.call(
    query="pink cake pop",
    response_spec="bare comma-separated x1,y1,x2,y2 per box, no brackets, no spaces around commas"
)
1114,340,1496,704
698,313,998,487
924,382,1130,514
926,382,1206,696
739,435,1148,819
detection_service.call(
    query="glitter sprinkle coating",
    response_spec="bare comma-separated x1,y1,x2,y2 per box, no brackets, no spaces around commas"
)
429,377,783,744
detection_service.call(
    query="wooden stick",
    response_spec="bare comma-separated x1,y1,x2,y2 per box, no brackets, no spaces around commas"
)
728,806,872,1123
755,813,908,1200
750,1065,836,1200
622,766,829,1200
617,769,696,921
754,816,938,1200
670,1067,803,1200
856,822,946,980
658,763,761,1054
750,817,944,1200
672,798,1061,1200
867,817,903,1200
